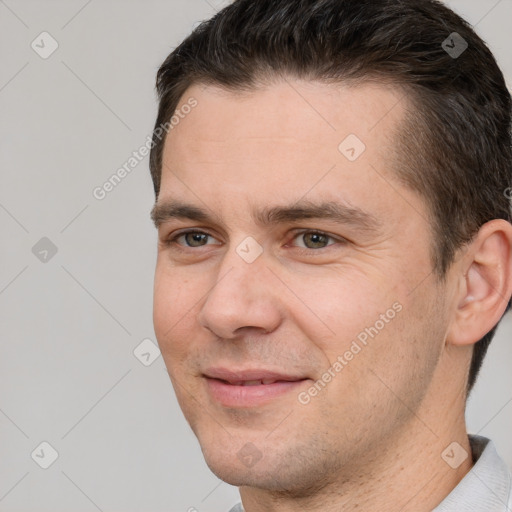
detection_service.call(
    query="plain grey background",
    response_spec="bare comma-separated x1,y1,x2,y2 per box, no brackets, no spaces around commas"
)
0,1,511,511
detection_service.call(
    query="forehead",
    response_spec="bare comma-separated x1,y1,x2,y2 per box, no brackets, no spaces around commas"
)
162,79,406,178
158,79,419,228
167,78,404,146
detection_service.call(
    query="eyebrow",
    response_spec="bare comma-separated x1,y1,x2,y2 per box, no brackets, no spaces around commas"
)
150,199,381,234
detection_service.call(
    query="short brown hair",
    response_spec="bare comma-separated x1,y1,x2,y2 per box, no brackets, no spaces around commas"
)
149,0,512,393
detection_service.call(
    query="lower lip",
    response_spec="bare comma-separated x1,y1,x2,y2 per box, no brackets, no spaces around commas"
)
205,378,308,407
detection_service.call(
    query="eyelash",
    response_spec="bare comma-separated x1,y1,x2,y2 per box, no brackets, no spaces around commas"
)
164,229,344,253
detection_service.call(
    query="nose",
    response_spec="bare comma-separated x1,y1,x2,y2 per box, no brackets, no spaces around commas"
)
197,248,283,339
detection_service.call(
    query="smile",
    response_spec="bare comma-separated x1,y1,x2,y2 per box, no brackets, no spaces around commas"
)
203,369,310,407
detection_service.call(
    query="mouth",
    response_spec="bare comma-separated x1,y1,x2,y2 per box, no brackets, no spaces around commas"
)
203,368,310,407
218,378,296,386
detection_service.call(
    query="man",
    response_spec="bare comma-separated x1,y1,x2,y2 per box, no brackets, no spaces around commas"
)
149,0,512,510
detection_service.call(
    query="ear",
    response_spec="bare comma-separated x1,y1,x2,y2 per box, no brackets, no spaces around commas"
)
447,219,512,347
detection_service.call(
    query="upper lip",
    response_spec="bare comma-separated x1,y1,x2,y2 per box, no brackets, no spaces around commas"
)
203,368,308,384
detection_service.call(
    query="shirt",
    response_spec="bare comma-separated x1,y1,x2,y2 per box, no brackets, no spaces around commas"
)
227,435,512,511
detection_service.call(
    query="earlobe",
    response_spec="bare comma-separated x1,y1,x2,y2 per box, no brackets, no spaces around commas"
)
447,219,512,347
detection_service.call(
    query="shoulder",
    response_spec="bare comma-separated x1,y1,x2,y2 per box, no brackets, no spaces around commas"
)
434,435,512,511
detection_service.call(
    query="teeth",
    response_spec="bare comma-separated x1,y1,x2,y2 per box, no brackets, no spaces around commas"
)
234,379,279,386
242,380,263,386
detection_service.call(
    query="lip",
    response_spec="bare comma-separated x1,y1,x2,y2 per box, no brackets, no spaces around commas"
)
203,367,310,407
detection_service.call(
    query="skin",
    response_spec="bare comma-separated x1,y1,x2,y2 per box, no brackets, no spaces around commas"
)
152,79,512,511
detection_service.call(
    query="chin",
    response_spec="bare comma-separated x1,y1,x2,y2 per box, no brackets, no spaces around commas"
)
199,439,279,488
204,458,292,491
205,457,336,498
199,439,334,496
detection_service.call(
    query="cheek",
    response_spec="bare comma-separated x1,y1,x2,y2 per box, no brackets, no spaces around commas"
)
285,268,405,356
153,264,197,360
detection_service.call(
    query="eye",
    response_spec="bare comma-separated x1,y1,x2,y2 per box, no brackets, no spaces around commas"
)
168,230,220,248
290,230,338,249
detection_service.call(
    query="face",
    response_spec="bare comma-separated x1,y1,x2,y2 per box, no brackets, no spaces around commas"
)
152,79,449,492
